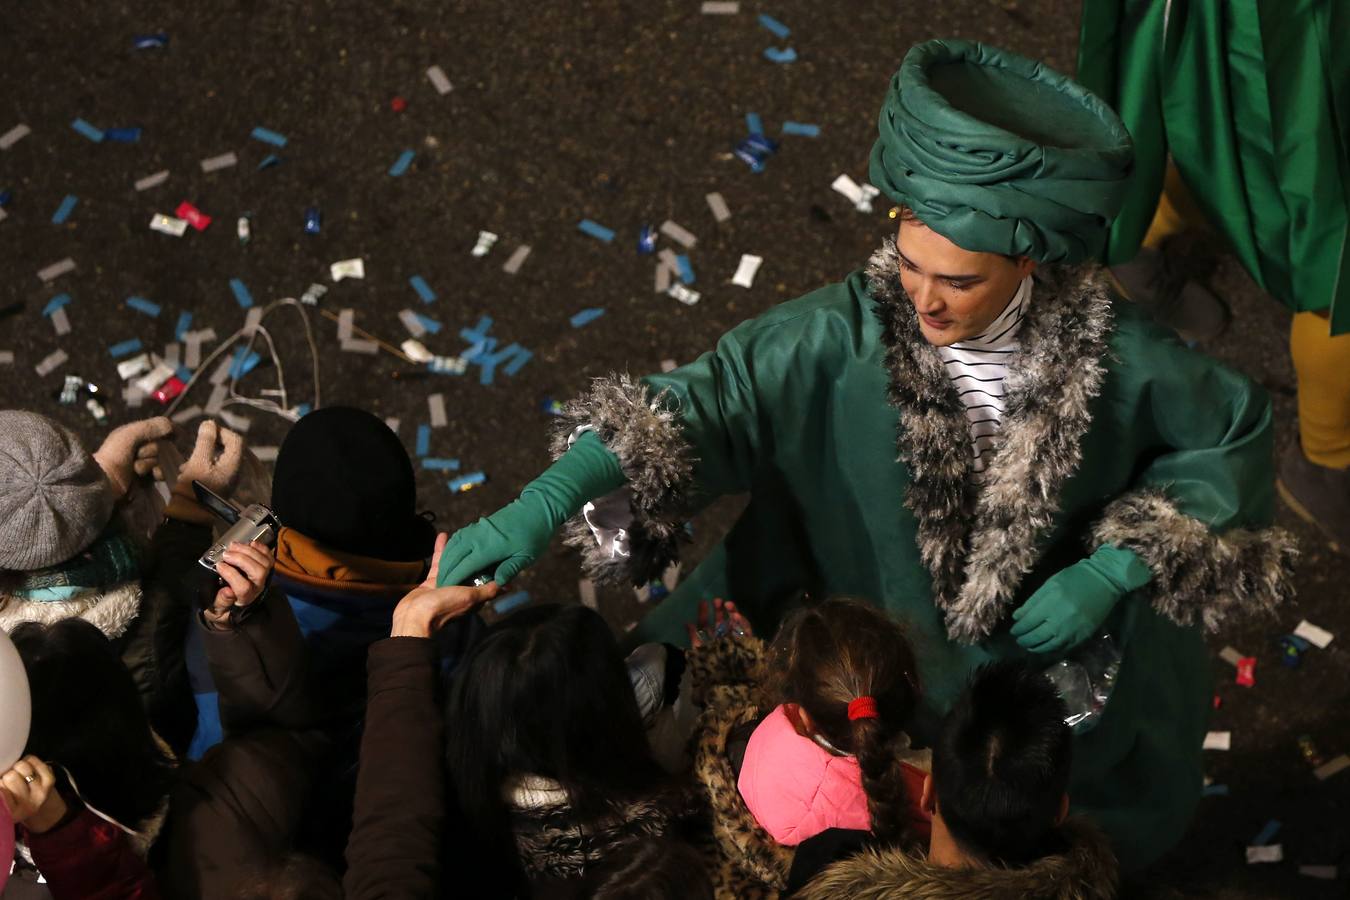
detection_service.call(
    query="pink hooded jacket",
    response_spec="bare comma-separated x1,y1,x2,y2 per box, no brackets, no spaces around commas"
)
737,704,872,846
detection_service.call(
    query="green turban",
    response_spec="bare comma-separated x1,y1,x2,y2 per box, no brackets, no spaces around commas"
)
870,39,1134,264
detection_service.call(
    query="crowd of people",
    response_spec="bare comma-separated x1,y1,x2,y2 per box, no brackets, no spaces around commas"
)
0,29,1336,899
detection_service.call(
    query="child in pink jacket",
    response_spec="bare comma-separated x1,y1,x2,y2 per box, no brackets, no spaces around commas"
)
738,598,930,848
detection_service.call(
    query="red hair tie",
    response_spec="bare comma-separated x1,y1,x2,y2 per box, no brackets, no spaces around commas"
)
847,696,879,721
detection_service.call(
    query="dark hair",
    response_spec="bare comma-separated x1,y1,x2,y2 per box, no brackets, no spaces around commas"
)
932,660,1072,866
11,618,175,829
445,604,664,887
765,597,921,846
583,837,714,900
233,854,342,900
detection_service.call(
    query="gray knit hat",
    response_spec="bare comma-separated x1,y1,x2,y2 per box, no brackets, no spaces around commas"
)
0,411,114,571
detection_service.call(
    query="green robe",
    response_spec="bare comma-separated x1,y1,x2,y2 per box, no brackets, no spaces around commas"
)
1077,0,1350,333
556,242,1294,872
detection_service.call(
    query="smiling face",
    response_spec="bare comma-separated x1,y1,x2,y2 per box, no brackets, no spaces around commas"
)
896,217,1036,346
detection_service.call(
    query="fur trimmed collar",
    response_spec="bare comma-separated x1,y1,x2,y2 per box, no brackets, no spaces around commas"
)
798,817,1119,900
0,581,142,641
866,240,1114,644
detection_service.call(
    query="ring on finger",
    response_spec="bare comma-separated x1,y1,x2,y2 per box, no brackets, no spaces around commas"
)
23,774,33,784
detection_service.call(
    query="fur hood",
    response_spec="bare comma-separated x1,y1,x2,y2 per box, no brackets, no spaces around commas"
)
797,817,1119,900
508,774,704,882
0,581,141,641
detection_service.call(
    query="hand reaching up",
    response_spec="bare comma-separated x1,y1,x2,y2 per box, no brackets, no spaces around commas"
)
394,533,500,638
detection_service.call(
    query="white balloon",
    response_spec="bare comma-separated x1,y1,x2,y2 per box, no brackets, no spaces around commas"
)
0,628,31,771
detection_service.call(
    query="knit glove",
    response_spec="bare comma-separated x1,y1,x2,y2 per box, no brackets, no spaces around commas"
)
93,417,174,499
1011,545,1152,655
437,430,625,587
175,420,246,499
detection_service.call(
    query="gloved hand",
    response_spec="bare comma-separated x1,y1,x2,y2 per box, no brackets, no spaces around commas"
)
175,420,245,499
93,416,174,498
1011,545,1152,655
437,430,625,587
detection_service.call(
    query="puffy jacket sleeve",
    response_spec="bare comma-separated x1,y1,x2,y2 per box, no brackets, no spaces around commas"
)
25,807,160,900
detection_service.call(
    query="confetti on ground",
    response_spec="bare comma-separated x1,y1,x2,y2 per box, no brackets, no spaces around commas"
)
745,112,764,135
758,13,790,38
49,307,71,336
51,195,78,224
502,348,532,377
421,457,461,471
1314,754,1349,781
502,245,531,274
126,296,161,317
200,152,238,173
132,33,168,49
667,283,700,305
250,126,288,147
701,0,739,11
38,258,76,283
472,231,498,257
659,219,697,248
42,294,71,317
0,352,14,365
426,65,453,95
1219,646,1244,666
706,192,731,222
782,121,820,137
674,254,695,284
34,349,68,377
1299,866,1338,879
150,214,187,236
109,339,143,359
1294,619,1333,648
409,275,437,303
660,359,678,372
415,424,431,456
330,258,365,281
428,393,448,427
1203,731,1231,751
732,253,763,288
71,118,104,142
135,170,170,191
577,219,616,243
176,201,211,230
1251,820,1281,846
449,471,486,492
388,150,415,176
570,308,605,328
493,591,530,615
105,127,142,143
0,124,31,150
654,260,673,293
1246,845,1283,865
764,47,797,63
399,309,427,338
229,278,254,308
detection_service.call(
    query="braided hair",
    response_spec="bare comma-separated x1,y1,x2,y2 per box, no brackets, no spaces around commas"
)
764,597,920,846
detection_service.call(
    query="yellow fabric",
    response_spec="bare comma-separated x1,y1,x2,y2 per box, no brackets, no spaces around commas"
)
1291,310,1350,469
274,526,424,594
1142,163,1206,248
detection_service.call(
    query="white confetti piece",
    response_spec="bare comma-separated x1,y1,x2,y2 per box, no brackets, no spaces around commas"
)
384,418,400,435
701,1,740,12
200,152,238,173
428,393,448,428
50,307,71,336
660,359,678,372
341,338,379,354
1299,865,1338,879
134,363,175,395
123,385,146,408
251,446,279,462
654,260,673,294
1314,754,1349,781
659,219,697,248
1218,646,1244,667
401,339,433,363
37,258,76,283
242,307,263,336
135,170,170,191
831,173,882,213
163,342,181,368
330,258,366,281
150,213,188,236
502,245,532,275
1246,844,1283,864
1203,731,1231,751
210,356,234,385
667,283,700,305
117,354,152,380
426,65,454,95
399,309,427,338
184,336,203,369
205,383,229,414
34,349,68,377
170,405,203,425
472,230,498,257
337,309,355,342
657,247,681,271
1294,619,1333,649
706,192,731,222
731,254,763,288
0,351,14,365
0,124,31,150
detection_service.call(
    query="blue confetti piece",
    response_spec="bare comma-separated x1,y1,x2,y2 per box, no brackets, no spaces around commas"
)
132,33,168,49
175,365,193,383
745,112,764,136
229,278,253,309
126,296,162,317
414,313,443,335
448,471,487,492
409,275,437,303
1251,820,1281,846
71,118,104,142
764,47,797,64
415,424,431,457
475,343,520,385
104,127,142,143
229,347,261,379
51,195,78,225
174,311,193,340
250,126,288,148
570,308,605,328
502,347,533,377
462,337,498,363
577,219,616,243
460,315,494,343
109,339,143,359
388,149,415,177
258,154,282,171
421,457,462,471
493,590,531,615
42,294,72,317
1202,783,1229,797
295,403,312,417
675,255,695,284
782,121,820,137
758,13,790,38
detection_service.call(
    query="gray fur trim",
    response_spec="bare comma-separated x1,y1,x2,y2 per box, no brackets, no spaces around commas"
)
0,581,142,639
866,239,1115,643
550,374,697,586
798,817,1119,900
1091,489,1298,630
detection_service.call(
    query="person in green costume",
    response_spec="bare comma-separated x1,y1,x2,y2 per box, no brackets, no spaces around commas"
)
438,40,1296,872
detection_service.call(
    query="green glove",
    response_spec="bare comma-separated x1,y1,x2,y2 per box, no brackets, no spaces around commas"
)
1010,545,1152,655
436,430,626,587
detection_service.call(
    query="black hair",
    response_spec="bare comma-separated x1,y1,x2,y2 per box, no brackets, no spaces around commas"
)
582,837,714,900
932,659,1072,865
766,597,921,847
12,618,175,829
444,604,664,889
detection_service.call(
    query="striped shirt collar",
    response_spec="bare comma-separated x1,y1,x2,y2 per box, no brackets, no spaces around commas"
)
956,276,1032,350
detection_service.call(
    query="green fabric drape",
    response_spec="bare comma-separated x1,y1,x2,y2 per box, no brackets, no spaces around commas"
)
1078,0,1350,333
